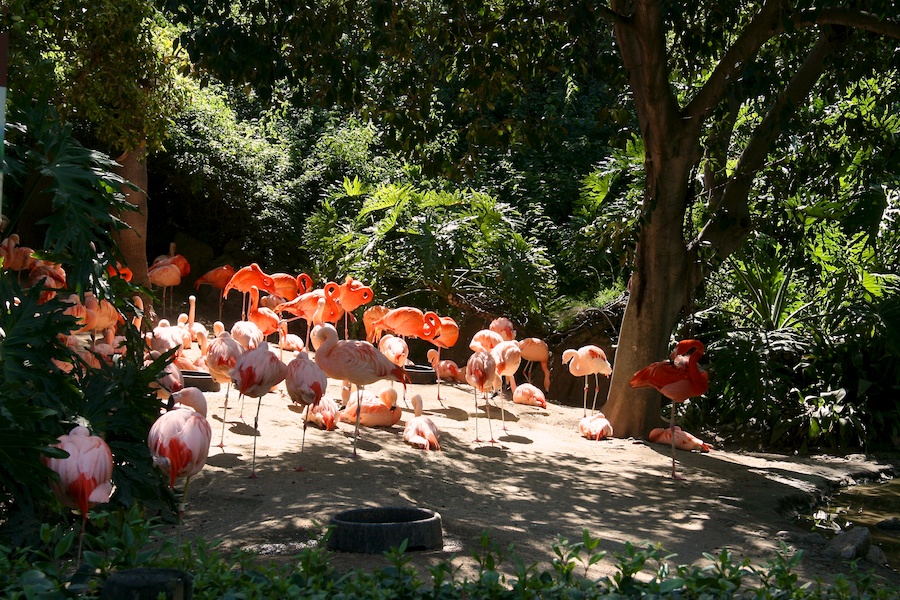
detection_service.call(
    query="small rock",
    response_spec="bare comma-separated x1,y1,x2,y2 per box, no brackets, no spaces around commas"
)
867,545,889,566
776,530,825,545
875,516,900,531
825,526,871,560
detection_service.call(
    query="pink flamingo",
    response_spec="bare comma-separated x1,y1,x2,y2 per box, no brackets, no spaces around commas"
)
428,315,460,404
648,425,711,452
43,425,113,565
148,263,181,319
230,320,264,351
306,396,340,431
513,383,547,408
378,334,410,407
311,323,407,456
469,328,502,353
403,394,441,451
630,339,710,479
562,345,612,417
466,351,497,444
232,341,288,477
489,317,516,341
205,329,245,447
517,337,551,390
579,413,614,440
284,350,328,471
340,388,402,428
490,339,522,432
148,387,211,540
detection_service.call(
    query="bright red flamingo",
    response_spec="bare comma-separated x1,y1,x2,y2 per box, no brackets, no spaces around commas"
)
518,337,551,390
579,413,614,441
43,425,113,565
466,350,497,444
194,264,235,321
403,394,441,451
311,323,407,456
284,350,328,471
148,387,212,541
337,276,374,338
630,339,709,479
562,345,612,417
271,272,313,303
232,341,288,477
205,329,245,447
223,263,277,320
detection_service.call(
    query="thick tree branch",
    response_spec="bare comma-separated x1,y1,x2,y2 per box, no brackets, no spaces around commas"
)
695,28,844,259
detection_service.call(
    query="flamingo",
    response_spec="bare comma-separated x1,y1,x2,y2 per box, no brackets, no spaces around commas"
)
194,264,235,321
148,387,212,541
490,340,522,432
403,394,441,451
489,317,516,342
363,305,390,343
338,275,374,338
428,315,460,404
284,351,328,471
107,261,134,282
311,323,407,456
371,306,441,342
0,233,37,273
205,329,245,447
277,321,306,353
248,285,281,340
275,281,343,345
151,242,191,277
232,341,287,477
223,263,277,320
469,328,503,353
306,396,340,431
340,387,402,428
271,272,313,302
579,413,614,440
427,349,464,382
43,425,113,565
28,259,67,303
649,426,711,452
466,351,497,444
231,319,264,351
148,263,181,319
378,334,410,407
186,295,209,343
517,337,551,390
513,383,547,408
630,339,710,479
562,345,612,416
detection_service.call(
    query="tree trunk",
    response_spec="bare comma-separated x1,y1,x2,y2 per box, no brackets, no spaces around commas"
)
111,145,149,287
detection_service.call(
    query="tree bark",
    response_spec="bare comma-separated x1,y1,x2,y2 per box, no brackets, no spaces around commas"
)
111,145,149,288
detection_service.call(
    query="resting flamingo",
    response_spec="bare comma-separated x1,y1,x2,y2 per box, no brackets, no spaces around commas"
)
469,328,502,353
284,350,329,471
378,334,410,407
194,264,235,320
466,351,497,444
340,388,402,428
148,387,211,541
562,345,612,416
630,339,709,479
403,394,441,451
232,341,288,477
311,323,407,456
427,349,464,382
513,383,547,408
489,317,516,342
428,315,460,404
306,396,340,431
231,319,264,352
43,425,113,565
579,413,614,440
649,426,711,452
205,328,245,447
371,306,441,342
517,337,551,390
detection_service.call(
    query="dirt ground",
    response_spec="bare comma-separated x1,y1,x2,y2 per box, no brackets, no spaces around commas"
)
170,338,900,588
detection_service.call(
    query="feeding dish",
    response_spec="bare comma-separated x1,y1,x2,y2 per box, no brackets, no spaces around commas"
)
405,364,437,385
326,506,443,554
181,370,221,392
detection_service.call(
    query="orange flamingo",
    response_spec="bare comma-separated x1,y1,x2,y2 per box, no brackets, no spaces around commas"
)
205,329,245,447
363,305,390,343
151,242,191,277
518,337,551,390
1,233,37,273
148,387,211,540
466,350,497,444
403,394,441,451
579,412,614,440
428,315,461,403
340,387,402,428
378,334,410,407
311,323,407,456
194,264,235,320
107,261,134,282
249,285,280,340
28,259,67,303
649,426,711,452
232,341,287,477
337,275,374,337
284,350,328,471
513,383,547,408
630,339,710,479
562,345,612,417
275,281,343,345
43,425,113,565
223,263,277,319
371,306,441,342
271,272,313,302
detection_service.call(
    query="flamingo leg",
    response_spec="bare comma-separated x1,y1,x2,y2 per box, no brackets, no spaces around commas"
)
473,390,481,443
295,404,310,471
541,362,551,390
669,401,683,480
583,376,589,417
248,396,264,478
217,384,233,448
500,384,507,432
351,385,363,457
591,373,601,414
484,389,497,443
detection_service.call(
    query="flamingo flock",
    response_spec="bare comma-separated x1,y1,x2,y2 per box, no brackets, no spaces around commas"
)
13,233,715,539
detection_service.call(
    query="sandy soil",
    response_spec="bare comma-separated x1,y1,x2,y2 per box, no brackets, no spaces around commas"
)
170,341,900,587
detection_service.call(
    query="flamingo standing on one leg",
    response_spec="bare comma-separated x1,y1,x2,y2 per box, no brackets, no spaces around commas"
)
428,315,460,405
284,350,328,471
43,425,113,566
378,334,410,407
148,387,212,541
231,341,288,477
630,339,709,480
562,345,612,417
311,323,407,456
205,329,245,447
517,337,551,390
466,351,497,444
490,339,522,432
403,394,441,451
